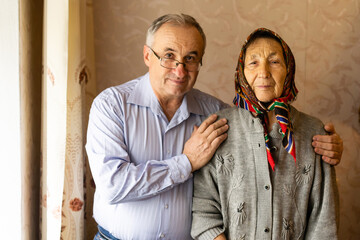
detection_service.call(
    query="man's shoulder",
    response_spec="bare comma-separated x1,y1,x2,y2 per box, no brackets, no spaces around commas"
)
190,88,222,103
190,88,230,110
94,76,143,104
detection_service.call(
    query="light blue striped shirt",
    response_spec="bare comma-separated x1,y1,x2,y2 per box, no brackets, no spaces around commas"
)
86,73,228,240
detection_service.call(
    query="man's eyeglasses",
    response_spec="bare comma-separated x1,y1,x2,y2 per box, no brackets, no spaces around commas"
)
147,46,202,72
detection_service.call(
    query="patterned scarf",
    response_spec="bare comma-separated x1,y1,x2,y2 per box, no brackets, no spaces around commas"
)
233,28,298,171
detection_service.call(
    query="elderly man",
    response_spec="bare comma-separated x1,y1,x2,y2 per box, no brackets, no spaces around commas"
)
86,14,343,240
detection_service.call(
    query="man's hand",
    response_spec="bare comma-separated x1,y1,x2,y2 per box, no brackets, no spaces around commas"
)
214,233,227,240
183,114,228,172
312,122,343,166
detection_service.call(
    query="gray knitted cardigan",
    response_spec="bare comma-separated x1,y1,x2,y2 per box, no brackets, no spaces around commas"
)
191,106,339,240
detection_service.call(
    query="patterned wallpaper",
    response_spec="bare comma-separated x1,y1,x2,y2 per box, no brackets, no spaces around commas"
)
92,0,360,239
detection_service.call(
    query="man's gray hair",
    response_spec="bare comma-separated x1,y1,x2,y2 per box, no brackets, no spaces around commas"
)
146,13,206,51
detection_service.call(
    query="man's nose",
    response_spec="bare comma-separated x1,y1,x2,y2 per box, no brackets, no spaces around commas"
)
173,62,187,78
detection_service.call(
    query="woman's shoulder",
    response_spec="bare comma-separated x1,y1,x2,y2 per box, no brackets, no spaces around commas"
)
290,106,325,135
216,106,253,120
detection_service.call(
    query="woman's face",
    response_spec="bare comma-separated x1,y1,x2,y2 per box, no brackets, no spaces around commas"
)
243,38,287,102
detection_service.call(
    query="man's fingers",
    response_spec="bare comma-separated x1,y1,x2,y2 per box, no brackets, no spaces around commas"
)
312,134,340,144
210,132,228,149
312,134,343,166
312,141,342,153
207,124,229,142
312,123,343,166
197,114,218,133
313,147,340,159
184,115,229,172
197,114,228,135
192,125,199,133
314,146,342,167
321,155,340,166
324,122,335,133
202,118,228,137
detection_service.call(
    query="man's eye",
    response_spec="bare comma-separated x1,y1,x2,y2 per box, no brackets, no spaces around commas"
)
164,53,174,59
185,56,196,62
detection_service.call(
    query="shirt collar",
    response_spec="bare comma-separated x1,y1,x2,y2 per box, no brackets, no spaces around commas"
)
127,72,207,117
127,73,161,114
184,89,207,116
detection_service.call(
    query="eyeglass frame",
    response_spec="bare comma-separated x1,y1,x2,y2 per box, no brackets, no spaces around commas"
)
146,45,202,72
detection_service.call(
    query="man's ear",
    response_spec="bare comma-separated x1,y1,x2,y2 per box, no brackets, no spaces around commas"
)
143,45,150,67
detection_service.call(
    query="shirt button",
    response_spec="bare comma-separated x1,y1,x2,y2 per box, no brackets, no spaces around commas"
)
264,185,270,190
167,150,170,154
160,233,165,238
181,174,185,179
165,204,169,209
264,227,270,233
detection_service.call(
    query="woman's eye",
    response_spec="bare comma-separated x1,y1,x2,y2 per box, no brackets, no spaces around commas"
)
270,59,281,64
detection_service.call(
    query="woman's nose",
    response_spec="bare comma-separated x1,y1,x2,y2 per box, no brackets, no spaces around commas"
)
258,63,270,78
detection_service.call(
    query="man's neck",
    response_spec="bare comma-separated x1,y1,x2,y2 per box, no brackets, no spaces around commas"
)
158,97,183,121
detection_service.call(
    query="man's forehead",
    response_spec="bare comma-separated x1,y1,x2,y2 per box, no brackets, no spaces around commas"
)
153,24,204,52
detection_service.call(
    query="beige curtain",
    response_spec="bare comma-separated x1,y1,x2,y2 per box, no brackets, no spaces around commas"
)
20,0,42,239
38,0,97,239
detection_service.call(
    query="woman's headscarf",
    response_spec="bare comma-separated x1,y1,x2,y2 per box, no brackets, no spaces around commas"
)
233,28,298,171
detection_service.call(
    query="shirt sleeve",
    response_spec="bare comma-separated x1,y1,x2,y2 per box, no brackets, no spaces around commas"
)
191,156,225,240
85,94,193,204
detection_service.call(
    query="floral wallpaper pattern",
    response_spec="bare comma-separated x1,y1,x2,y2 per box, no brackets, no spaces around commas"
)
92,0,360,239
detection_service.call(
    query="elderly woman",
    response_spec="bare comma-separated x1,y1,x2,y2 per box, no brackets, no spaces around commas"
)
191,28,339,240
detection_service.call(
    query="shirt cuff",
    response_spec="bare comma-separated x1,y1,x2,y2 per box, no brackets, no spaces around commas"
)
165,154,192,183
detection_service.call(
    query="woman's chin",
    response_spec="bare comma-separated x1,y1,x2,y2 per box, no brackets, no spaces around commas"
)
257,97,275,103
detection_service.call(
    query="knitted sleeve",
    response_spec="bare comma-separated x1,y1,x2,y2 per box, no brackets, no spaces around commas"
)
191,157,225,240
304,152,340,239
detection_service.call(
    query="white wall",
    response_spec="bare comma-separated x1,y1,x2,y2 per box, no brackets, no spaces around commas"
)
0,0,21,238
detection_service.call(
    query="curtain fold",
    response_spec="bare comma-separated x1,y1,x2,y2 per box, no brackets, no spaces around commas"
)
19,0,43,239
40,0,68,238
39,0,97,239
